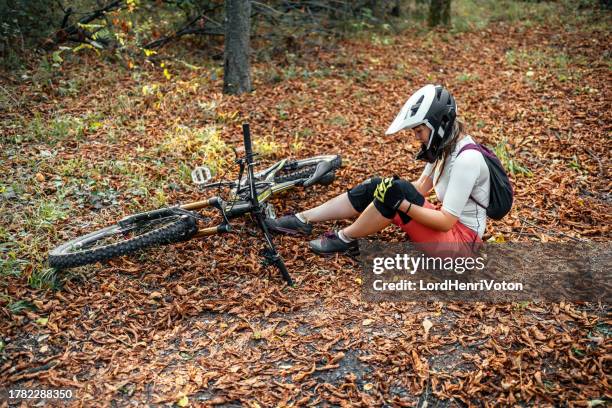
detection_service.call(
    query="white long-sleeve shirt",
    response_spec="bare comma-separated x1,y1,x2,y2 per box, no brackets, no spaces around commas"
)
421,135,490,237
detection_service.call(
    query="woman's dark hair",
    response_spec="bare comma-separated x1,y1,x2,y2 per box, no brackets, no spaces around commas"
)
433,119,465,186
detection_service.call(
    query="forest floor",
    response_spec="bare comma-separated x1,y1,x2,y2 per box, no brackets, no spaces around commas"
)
1,2,611,407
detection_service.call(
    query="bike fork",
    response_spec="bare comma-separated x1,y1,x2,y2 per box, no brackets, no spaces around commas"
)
242,123,294,286
253,209,294,286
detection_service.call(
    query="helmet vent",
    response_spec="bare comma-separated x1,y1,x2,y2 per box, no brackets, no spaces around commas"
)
436,87,443,100
409,95,424,117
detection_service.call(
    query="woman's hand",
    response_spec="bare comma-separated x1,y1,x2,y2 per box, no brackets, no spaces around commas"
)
400,200,459,232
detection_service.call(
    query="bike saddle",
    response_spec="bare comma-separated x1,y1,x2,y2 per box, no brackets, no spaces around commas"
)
303,160,333,187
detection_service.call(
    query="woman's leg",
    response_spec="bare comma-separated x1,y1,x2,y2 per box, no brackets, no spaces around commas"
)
308,201,394,255
342,202,393,238
300,192,359,223
309,177,424,255
266,177,382,236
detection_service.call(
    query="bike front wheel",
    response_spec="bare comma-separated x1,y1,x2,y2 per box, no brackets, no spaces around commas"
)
48,211,198,269
273,155,342,185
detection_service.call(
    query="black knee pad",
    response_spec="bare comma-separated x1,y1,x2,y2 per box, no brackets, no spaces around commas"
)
373,177,425,222
347,177,382,213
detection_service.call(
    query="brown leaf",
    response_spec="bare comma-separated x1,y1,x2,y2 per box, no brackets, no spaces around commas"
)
149,291,163,300
292,363,316,382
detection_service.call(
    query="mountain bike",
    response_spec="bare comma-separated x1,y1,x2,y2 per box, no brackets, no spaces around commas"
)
48,124,342,285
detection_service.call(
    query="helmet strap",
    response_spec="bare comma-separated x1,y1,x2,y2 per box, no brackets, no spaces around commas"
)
416,143,440,163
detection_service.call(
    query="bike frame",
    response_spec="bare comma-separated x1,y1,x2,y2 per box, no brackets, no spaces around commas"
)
177,146,338,239
177,124,294,284
115,125,340,285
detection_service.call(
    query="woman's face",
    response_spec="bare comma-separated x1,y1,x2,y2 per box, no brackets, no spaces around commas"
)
412,124,431,144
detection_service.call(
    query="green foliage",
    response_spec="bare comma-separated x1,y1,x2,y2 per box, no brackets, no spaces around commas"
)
0,238,28,278
505,48,584,84
493,139,533,177
254,136,280,157
328,115,349,127
452,0,608,32
28,267,59,289
0,0,63,68
456,72,480,82
6,299,37,314
25,201,69,231
15,113,86,145
160,125,231,175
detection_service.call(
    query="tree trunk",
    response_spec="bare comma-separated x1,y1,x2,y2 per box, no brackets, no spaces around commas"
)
223,0,251,95
368,0,386,20
428,0,451,27
391,0,402,17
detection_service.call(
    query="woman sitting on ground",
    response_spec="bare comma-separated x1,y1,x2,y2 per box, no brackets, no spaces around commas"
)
266,84,491,255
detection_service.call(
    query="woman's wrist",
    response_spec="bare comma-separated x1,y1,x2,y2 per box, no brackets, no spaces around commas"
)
398,199,412,213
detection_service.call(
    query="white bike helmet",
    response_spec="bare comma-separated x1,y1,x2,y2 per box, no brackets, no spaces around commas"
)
386,84,457,163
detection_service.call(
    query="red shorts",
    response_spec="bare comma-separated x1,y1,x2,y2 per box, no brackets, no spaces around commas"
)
391,201,482,256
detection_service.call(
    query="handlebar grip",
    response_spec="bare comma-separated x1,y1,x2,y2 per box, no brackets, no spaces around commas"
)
242,123,252,156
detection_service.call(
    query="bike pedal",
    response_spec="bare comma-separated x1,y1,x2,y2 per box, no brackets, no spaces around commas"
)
191,166,212,185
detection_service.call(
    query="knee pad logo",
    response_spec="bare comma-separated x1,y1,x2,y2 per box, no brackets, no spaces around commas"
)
374,177,393,202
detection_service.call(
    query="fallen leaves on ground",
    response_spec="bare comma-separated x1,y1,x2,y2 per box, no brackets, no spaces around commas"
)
1,11,610,407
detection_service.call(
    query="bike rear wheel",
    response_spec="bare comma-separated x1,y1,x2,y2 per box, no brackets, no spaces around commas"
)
48,211,198,269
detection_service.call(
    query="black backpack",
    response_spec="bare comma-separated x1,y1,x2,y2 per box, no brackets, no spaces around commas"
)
458,143,513,220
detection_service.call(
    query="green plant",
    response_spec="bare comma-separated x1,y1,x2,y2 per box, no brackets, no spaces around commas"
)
160,125,231,174
290,135,304,153
28,267,59,289
0,242,28,278
58,158,87,177
568,155,583,173
22,114,85,145
328,115,349,127
297,128,314,138
493,139,533,177
32,201,69,229
7,299,37,314
371,33,394,46
254,136,280,157
456,72,480,82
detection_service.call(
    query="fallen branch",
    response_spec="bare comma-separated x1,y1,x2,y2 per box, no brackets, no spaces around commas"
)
45,0,124,48
143,26,224,50
141,2,225,50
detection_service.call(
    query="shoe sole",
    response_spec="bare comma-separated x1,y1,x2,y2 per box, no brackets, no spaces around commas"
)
309,245,360,258
268,226,312,236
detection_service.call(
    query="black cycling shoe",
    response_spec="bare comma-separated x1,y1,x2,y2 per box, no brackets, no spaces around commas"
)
265,214,313,236
309,231,359,256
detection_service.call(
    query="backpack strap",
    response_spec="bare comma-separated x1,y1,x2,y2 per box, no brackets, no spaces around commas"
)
457,143,487,210
458,143,480,155
459,142,498,161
